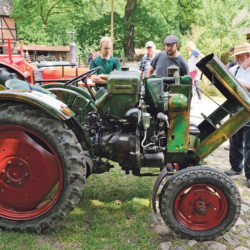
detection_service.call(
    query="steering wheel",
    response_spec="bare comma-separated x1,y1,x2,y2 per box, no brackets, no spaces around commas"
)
64,66,101,100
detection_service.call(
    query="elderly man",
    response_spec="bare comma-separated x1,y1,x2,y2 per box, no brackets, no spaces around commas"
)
139,41,156,79
90,37,120,89
147,35,189,77
224,42,250,188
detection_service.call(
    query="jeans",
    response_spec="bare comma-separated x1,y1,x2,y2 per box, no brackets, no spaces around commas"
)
194,80,202,100
229,122,250,179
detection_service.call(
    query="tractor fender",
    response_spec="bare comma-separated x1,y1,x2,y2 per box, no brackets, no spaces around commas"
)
0,89,74,121
42,82,92,100
152,167,169,214
41,85,97,124
0,89,95,156
0,61,28,80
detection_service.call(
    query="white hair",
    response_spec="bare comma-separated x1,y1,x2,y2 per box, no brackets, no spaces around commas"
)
187,41,196,50
100,37,112,46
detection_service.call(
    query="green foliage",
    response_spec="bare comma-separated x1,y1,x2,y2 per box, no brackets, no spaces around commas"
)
12,0,249,60
75,12,125,57
12,0,75,45
180,0,249,63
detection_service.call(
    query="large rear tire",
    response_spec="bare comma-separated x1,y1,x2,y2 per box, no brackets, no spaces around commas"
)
0,67,23,86
0,103,86,232
159,166,241,241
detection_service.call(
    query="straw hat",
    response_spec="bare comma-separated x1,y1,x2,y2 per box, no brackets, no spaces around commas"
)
233,42,250,56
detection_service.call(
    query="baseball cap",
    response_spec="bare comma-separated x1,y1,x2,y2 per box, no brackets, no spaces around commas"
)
164,35,179,44
233,42,250,56
145,41,155,48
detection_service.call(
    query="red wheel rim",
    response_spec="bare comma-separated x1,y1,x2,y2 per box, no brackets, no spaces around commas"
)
174,184,228,230
0,125,63,220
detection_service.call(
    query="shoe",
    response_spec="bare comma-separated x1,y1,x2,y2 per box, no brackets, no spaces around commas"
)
247,179,250,188
224,145,230,150
224,169,241,176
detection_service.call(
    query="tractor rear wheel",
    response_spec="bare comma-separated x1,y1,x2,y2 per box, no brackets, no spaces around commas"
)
0,103,86,232
159,166,241,241
0,67,23,86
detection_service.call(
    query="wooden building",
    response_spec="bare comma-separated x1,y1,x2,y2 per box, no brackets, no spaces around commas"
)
0,0,18,54
23,44,70,61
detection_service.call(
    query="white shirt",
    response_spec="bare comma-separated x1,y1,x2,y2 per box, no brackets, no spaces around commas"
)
229,65,250,88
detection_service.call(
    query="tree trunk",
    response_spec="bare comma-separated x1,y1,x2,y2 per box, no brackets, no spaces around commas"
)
123,0,137,61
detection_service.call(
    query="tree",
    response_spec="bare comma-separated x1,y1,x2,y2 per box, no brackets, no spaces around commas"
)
12,0,248,61
12,0,74,45
123,0,137,60
194,0,248,59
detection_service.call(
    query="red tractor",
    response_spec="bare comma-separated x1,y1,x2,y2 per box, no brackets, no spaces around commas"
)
0,39,92,87
0,39,34,84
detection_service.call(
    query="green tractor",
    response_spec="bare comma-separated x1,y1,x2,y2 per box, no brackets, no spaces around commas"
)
0,54,249,240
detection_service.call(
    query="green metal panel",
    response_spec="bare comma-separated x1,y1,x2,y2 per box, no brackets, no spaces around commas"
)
193,54,250,160
106,70,140,118
110,94,138,117
167,83,192,153
194,108,249,159
145,77,169,112
180,75,192,85
108,70,140,94
168,94,188,110
167,112,189,152
206,55,250,107
95,88,112,117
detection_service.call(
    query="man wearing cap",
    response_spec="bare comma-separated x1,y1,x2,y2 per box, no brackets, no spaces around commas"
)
90,37,120,90
224,42,250,188
147,35,189,77
139,41,156,79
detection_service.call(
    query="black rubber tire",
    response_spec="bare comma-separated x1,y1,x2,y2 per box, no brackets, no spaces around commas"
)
0,102,86,232
159,166,241,241
0,67,23,86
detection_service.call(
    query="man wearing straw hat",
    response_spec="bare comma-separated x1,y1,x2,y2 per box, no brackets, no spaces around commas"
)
224,42,250,188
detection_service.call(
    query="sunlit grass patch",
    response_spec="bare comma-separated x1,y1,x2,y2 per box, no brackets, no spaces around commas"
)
0,164,160,249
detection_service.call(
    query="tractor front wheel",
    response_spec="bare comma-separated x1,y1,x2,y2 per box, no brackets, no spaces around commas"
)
159,166,241,241
0,103,86,232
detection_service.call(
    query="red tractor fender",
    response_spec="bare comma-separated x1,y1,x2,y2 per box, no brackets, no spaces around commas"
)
0,56,35,83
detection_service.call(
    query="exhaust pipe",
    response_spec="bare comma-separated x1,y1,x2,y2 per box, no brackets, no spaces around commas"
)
69,31,76,65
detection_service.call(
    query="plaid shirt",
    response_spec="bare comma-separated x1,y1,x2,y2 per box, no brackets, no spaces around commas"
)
139,54,152,78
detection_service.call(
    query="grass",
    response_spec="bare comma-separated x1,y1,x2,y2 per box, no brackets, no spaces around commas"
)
0,163,162,249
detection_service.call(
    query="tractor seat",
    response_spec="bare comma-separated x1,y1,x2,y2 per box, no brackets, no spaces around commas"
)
5,79,53,96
